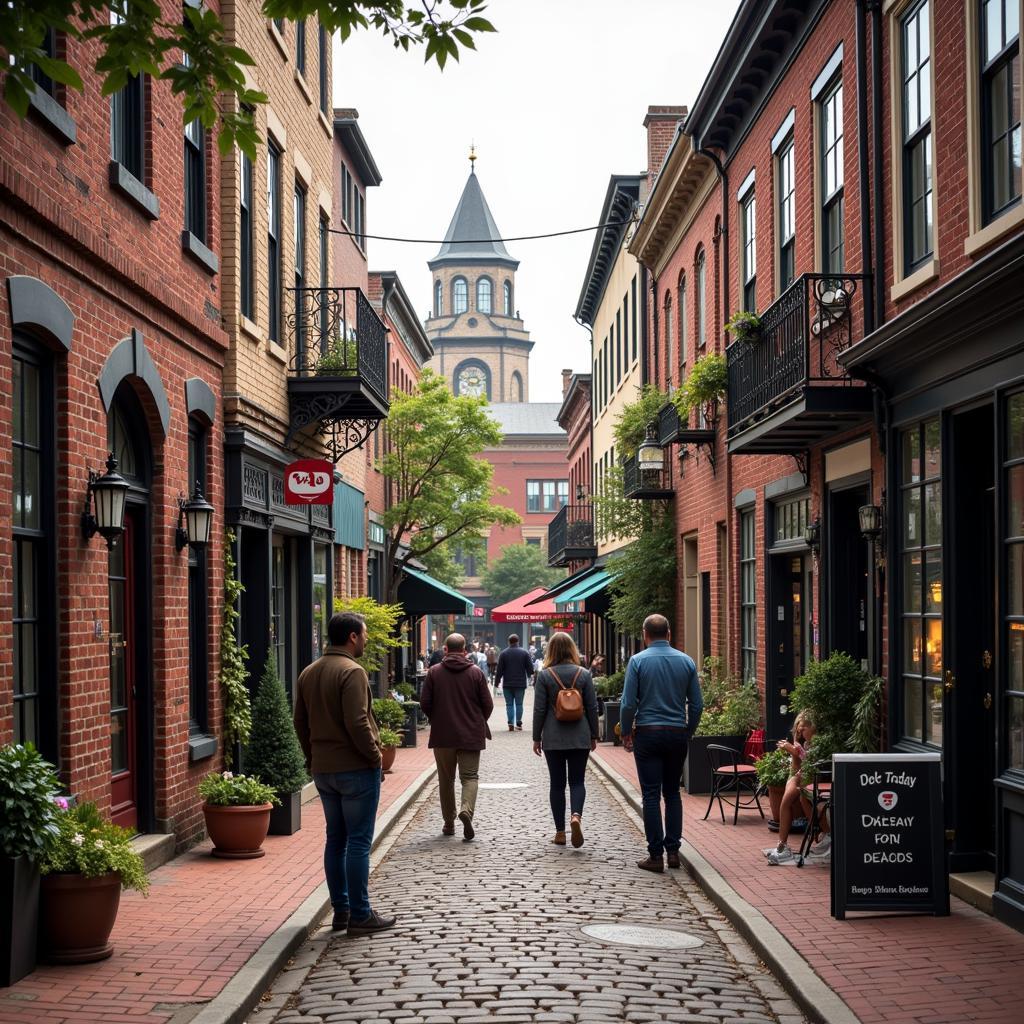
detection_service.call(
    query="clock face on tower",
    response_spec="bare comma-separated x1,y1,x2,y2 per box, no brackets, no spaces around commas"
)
457,364,488,398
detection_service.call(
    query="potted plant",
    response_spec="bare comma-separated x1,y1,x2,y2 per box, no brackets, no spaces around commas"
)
198,771,278,859
597,670,625,743
684,658,762,795
378,728,402,773
673,352,728,427
0,743,61,984
38,802,148,964
725,310,761,345
247,654,309,836
754,747,791,825
314,336,358,376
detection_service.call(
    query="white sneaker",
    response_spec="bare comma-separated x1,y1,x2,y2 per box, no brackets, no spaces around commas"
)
762,846,778,859
811,834,832,856
767,846,794,865
804,848,831,865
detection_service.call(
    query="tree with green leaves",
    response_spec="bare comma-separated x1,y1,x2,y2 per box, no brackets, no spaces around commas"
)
333,595,407,674
481,543,562,607
245,653,308,797
1,0,496,156
380,369,519,608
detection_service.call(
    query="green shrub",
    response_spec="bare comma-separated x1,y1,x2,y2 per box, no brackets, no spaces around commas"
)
789,652,876,748
754,747,791,788
333,595,407,674
848,673,885,753
198,771,279,807
674,352,728,419
0,742,61,861
695,657,762,736
378,727,402,748
596,670,625,699
394,682,416,701
246,653,309,796
372,698,406,732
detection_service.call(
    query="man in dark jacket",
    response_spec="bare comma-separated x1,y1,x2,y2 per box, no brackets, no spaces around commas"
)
495,634,534,731
420,633,494,841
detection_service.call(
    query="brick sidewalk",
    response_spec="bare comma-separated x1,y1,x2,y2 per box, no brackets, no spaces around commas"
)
593,743,1024,1024
0,744,435,1024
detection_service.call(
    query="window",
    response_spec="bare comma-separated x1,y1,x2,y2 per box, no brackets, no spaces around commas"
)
30,27,57,97
980,0,1021,221
188,421,209,734
623,290,630,368
677,277,688,376
511,370,524,401
774,496,809,542
663,295,673,387
110,6,144,181
902,1,934,272
603,334,610,404
271,545,286,684
741,191,757,310
740,509,756,685
295,19,306,76
294,184,306,294
239,150,254,319
526,480,569,512
341,164,352,225
354,188,365,249
477,276,492,313
631,275,638,362
455,361,489,398
1005,392,1024,768
434,280,442,315
696,250,706,348
503,280,512,315
319,212,329,341
454,545,486,577
777,136,796,291
616,309,623,384
453,277,468,314
313,544,329,659
899,418,943,745
267,143,282,344
184,114,205,242
819,77,845,273
318,25,329,114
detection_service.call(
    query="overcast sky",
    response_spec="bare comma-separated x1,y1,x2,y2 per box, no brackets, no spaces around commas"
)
332,0,740,403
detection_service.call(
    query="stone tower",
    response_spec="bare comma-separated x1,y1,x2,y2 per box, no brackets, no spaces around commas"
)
425,162,533,402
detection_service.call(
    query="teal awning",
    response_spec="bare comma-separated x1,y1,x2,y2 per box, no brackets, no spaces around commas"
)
333,480,365,550
398,567,474,616
554,570,613,611
524,564,602,606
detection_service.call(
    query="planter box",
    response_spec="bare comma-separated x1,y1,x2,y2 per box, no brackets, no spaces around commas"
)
682,735,746,795
601,700,621,744
268,790,302,836
401,703,419,748
1,855,39,986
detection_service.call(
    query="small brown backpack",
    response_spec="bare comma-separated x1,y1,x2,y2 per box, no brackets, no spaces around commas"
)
550,667,585,722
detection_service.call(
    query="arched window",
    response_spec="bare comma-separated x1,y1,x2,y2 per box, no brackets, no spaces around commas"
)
434,280,442,316
663,293,673,388
696,248,707,349
677,274,688,375
454,359,490,399
511,370,524,402
503,280,512,316
476,276,492,313
452,276,468,315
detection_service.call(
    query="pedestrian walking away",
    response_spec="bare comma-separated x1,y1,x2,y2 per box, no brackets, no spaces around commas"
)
494,633,534,730
532,632,600,848
619,613,703,873
293,611,396,936
419,632,494,841
486,643,498,690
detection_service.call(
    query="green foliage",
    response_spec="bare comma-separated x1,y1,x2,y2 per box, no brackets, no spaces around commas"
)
481,543,561,606
605,509,677,637
848,673,886,753
695,657,762,736
380,370,518,605
333,595,407,674
725,310,761,340
198,771,279,807
246,654,309,796
804,731,843,781
1,1,496,156
612,384,669,459
0,743,61,861
378,727,402,748
394,682,416,701
673,353,728,420
754,747,791,788
39,802,148,894
314,335,358,376
371,698,406,732
219,532,251,764
595,671,625,699
789,652,876,749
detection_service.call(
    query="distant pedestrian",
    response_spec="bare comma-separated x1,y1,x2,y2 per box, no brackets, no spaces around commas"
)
428,647,444,667
293,612,396,935
495,634,535,731
589,654,606,678
473,643,488,673
420,633,494,841
619,614,703,874
532,632,599,848
486,644,499,690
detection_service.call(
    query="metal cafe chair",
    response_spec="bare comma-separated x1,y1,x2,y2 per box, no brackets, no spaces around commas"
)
796,759,833,867
702,744,764,825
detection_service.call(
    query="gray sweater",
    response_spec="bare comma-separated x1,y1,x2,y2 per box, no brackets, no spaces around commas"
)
532,664,600,750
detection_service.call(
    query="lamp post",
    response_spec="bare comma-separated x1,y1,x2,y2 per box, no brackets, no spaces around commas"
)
81,453,130,549
637,423,662,472
176,482,215,552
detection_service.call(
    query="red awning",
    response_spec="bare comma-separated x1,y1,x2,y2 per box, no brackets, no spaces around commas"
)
490,587,582,623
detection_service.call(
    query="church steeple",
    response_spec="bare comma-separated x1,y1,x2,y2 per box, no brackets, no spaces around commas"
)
428,170,519,270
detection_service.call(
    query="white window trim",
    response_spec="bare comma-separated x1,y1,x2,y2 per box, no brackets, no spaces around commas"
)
771,108,796,154
773,132,796,296
812,63,844,273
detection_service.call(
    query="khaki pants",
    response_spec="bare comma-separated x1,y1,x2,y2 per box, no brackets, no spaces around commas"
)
433,748,481,823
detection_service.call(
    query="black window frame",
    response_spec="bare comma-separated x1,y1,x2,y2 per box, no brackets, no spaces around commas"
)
318,24,329,114
1003,390,1024,771
296,18,307,77
240,148,254,320
503,280,512,315
902,0,934,273
110,70,145,183
30,27,57,97
740,508,756,686
741,190,757,311
696,249,707,348
452,276,468,315
980,0,1022,222
187,419,210,736
476,276,492,313
777,135,796,292
184,114,206,242
631,274,638,362
267,142,282,344
294,181,307,360
819,76,845,274
435,279,443,315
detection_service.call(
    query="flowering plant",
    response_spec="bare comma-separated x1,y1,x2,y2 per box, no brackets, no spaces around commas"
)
39,802,148,894
197,771,279,807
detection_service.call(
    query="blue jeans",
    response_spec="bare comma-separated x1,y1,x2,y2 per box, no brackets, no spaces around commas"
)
314,767,381,919
503,687,526,726
633,729,688,858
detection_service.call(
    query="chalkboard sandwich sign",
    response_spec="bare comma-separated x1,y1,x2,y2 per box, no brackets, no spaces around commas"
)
831,753,949,920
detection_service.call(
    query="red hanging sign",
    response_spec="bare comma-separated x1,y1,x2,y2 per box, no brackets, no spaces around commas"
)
284,459,334,505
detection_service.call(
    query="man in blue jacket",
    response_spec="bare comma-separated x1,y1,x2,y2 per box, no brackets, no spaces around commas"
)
494,634,534,731
620,614,703,873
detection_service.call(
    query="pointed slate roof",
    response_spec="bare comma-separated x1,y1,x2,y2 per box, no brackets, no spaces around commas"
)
428,170,519,270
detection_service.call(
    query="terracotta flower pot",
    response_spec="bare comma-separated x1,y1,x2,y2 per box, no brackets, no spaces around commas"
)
202,803,273,859
381,746,397,773
39,871,121,964
768,785,785,824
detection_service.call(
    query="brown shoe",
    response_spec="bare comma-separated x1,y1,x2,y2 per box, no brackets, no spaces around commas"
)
637,856,664,873
458,810,475,842
552,831,566,846
667,851,681,869
442,822,455,836
508,724,515,732
570,815,584,848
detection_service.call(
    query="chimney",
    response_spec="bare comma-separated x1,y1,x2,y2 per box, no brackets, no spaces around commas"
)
644,105,688,181
562,368,573,397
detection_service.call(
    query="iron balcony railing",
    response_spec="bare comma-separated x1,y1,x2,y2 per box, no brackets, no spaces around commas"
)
287,286,388,405
622,452,673,500
656,401,717,447
547,503,596,567
726,273,871,438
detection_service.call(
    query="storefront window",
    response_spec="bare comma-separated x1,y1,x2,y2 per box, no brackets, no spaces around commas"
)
900,417,943,745
312,544,329,660
740,510,757,684
271,544,286,684
1005,392,1024,769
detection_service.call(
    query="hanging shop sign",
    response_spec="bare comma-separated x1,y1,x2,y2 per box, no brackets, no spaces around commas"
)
831,753,948,920
284,459,334,505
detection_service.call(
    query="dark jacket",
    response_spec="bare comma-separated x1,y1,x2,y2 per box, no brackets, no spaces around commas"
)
293,647,381,774
420,653,494,750
495,645,534,689
532,664,600,750
428,649,444,667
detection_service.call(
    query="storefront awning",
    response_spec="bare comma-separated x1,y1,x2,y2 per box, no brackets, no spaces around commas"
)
398,567,474,616
524,564,603,606
554,570,614,612
491,587,583,622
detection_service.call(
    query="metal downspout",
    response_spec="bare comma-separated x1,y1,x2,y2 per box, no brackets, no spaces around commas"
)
856,0,876,335
871,0,886,328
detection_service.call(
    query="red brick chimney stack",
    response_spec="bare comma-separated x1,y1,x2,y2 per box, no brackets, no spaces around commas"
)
562,368,573,397
643,105,688,180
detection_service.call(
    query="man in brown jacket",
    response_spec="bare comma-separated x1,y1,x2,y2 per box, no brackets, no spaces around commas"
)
293,611,395,936
419,633,494,841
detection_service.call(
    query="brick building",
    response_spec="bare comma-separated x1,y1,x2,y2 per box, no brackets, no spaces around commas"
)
0,1,227,842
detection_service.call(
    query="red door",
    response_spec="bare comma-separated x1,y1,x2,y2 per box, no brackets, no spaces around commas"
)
109,513,137,829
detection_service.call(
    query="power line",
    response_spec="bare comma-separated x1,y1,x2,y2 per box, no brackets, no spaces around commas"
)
327,218,629,245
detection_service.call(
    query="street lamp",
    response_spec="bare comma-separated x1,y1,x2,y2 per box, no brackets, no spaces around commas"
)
858,504,883,542
81,453,129,548
176,481,215,552
637,423,662,472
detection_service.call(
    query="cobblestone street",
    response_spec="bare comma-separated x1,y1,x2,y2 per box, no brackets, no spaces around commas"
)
256,697,805,1024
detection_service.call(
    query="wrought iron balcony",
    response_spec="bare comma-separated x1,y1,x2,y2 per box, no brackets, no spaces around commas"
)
547,503,596,567
622,452,673,500
286,287,389,460
657,401,718,472
726,273,873,454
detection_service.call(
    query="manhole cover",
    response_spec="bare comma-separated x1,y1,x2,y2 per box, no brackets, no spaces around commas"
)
478,782,528,790
580,923,704,950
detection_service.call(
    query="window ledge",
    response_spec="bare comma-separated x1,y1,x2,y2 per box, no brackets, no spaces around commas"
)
109,161,160,220
267,338,288,365
318,108,332,138
268,20,289,61
239,314,263,343
182,230,219,275
28,85,76,146
188,733,217,762
964,204,1024,258
890,257,939,303
294,68,312,105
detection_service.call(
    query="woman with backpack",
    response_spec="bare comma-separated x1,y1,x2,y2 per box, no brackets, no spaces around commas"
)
531,632,600,848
